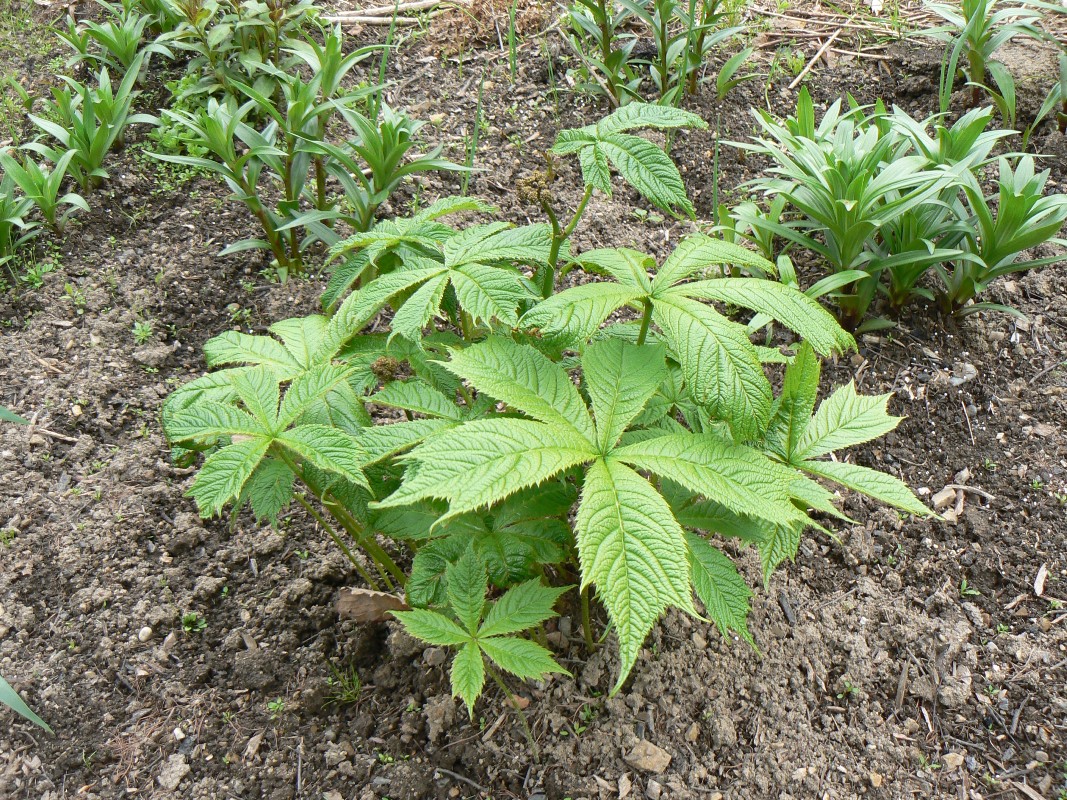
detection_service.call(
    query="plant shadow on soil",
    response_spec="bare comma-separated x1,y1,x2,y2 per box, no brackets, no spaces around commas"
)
1,2,1066,799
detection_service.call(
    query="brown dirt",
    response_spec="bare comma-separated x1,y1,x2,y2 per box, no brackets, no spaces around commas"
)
1,2,1066,799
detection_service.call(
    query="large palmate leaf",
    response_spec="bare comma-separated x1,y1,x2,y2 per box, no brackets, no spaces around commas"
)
322,223,551,350
166,366,371,518
518,234,854,442
577,458,695,691
325,196,495,310
551,101,707,218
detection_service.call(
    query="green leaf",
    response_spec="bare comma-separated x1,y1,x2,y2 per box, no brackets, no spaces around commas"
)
450,262,531,327
277,363,355,428
685,534,754,646
231,366,281,430
578,141,611,194
595,102,707,136
269,316,329,368
188,437,271,517
680,278,854,356
392,608,472,647
519,283,644,345
358,418,457,464
407,535,468,608
583,337,666,452
451,641,486,717
376,419,593,516
447,547,488,633
275,425,369,490
445,223,551,267
800,459,932,516
242,458,295,522
479,636,569,681
795,382,901,459
0,674,52,733
576,458,694,692
599,133,695,217
204,331,302,372
757,522,803,586
652,292,771,441
654,234,777,289
764,342,821,463
316,267,446,360
165,401,266,442
613,433,806,528
574,248,655,291
390,273,449,341
443,338,596,444
479,579,568,638
672,498,772,543
370,380,463,420
0,406,28,424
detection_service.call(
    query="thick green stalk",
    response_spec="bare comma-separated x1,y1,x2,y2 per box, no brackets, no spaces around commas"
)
581,585,595,652
274,446,405,588
636,299,653,345
541,185,593,298
295,492,380,590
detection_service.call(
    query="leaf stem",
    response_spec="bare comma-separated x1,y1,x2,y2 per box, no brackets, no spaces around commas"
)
581,584,595,652
273,446,405,588
636,299,653,345
295,492,380,590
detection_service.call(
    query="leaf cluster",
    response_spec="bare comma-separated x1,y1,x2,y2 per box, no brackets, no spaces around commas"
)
165,206,930,710
727,90,1067,327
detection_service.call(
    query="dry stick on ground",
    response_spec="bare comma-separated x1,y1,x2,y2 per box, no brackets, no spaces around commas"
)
327,0,469,18
789,24,847,89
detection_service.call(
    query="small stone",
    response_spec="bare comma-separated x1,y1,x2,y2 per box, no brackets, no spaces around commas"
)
645,779,662,800
157,754,190,790
1035,750,1050,763
950,362,977,386
932,487,958,510
173,727,186,741
685,722,700,742
624,740,671,773
943,752,965,771
424,694,456,745
138,626,153,643
870,772,883,788
424,647,447,668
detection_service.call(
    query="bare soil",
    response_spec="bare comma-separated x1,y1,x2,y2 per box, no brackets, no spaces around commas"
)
1,2,1066,799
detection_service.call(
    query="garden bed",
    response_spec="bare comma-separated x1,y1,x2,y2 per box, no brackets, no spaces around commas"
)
1,0,1066,798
